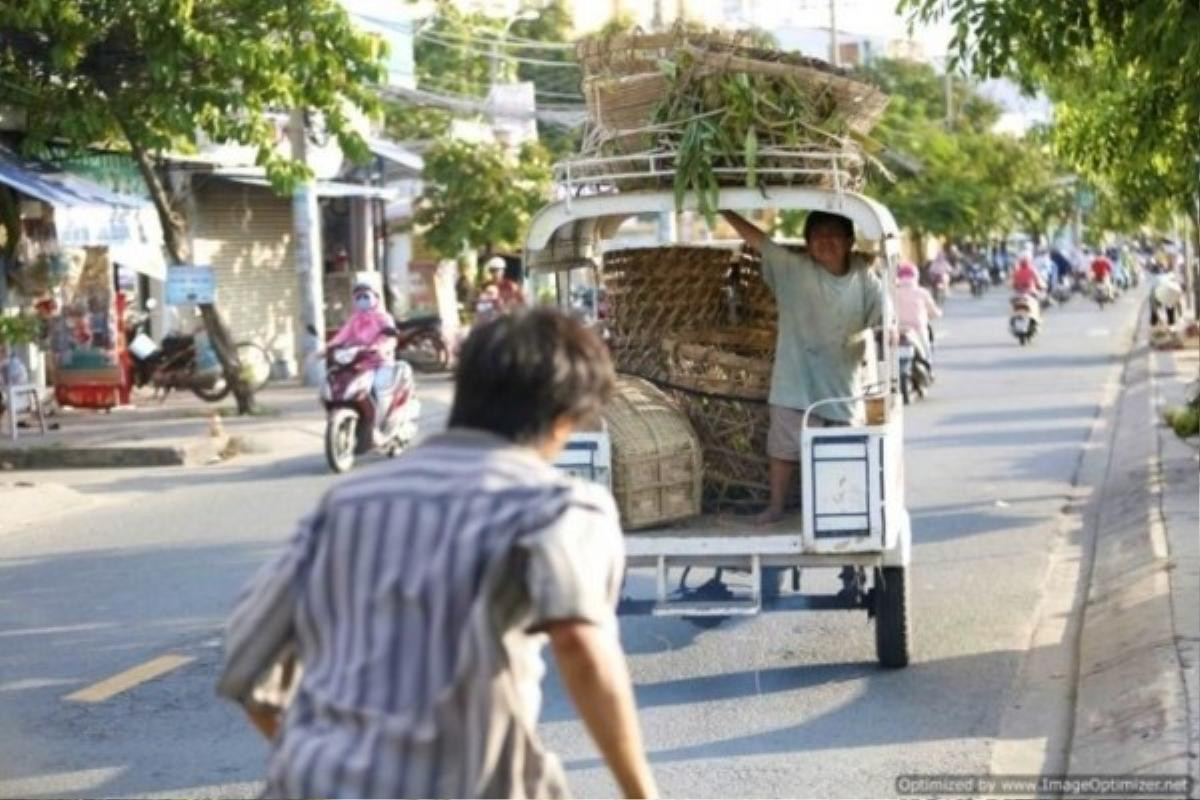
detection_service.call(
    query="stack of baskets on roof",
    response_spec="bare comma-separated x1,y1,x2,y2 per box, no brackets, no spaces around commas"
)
601,245,782,513
567,24,889,213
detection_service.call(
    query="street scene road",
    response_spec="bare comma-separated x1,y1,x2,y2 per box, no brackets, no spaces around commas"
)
1,288,1175,799
2,2,1199,799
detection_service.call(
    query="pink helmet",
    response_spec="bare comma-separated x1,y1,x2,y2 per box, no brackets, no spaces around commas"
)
896,262,918,282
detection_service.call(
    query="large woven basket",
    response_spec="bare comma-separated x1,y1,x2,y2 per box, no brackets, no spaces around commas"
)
602,376,703,530
662,328,773,400
577,31,888,152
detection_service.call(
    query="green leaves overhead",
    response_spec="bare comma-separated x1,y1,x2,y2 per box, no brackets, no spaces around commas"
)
0,0,388,195
898,0,1200,221
413,139,552,259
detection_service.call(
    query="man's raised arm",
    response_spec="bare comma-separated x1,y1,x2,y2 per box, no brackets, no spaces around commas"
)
721,211,767,252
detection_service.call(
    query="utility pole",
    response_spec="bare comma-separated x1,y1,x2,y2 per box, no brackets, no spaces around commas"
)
828,0,839,66
289,109,325,386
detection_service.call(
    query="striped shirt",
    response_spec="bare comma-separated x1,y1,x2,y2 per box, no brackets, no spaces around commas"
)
216,429,625,799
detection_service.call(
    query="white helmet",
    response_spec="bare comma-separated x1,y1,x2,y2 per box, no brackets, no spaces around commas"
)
485,256,506,273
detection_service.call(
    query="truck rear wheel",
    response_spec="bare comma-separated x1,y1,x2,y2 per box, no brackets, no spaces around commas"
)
874,566,910,668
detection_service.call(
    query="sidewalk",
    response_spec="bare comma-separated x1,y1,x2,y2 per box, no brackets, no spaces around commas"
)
1068,312,1199,791
0,376,454,470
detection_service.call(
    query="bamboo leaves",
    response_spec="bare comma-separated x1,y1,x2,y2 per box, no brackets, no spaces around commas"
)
648,60,875,224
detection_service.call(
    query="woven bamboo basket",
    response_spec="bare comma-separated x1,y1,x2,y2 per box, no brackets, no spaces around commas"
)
662,328,773,399
602,376,703,530
600,245,786,512
577,29,888,163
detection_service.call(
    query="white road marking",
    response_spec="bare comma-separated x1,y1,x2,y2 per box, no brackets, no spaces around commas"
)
0,766,126,797
64,654,194,703
1087,328,1111,337
0,677,79,692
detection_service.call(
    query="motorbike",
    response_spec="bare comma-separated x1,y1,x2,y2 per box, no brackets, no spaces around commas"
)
319,334,421,474
124,306,270,401
897,327,932,404
1051,277,1074,305
967,264,989,297
931,274,949,306
395,314,450,372
1009,293,1040,345
1093,280,1115,308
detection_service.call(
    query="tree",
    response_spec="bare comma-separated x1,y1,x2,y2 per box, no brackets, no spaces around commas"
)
899,0,1200,234
0,0,386,413
413,139,551,260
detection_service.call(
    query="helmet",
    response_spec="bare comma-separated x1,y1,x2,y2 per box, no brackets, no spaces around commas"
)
352,280,378,297
485,256,506,273
896,262,918,282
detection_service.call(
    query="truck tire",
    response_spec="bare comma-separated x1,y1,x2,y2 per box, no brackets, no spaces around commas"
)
874,566,910,668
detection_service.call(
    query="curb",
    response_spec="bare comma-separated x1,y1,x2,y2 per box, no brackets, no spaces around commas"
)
0,435,240,470
1068,309,1196,785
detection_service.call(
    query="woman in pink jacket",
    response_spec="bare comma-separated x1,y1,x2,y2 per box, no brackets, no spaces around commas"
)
895,262,942,373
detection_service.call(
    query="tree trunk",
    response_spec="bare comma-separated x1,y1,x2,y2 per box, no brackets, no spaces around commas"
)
125,133,255,414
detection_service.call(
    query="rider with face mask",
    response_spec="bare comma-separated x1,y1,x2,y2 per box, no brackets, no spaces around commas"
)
324,282,398,396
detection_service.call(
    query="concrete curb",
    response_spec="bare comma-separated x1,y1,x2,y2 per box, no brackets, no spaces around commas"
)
1068,310,1196,788
0,435,235,470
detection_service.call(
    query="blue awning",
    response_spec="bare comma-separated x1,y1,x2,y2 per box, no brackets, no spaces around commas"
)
0,146,165,277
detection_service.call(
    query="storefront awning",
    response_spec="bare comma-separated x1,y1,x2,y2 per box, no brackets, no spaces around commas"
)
0,146,166,278
220,174,399,200
366,138,424,174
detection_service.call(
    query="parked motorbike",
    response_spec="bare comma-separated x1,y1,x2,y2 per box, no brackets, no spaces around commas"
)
124,306,270,401
897,327,932,404
395,314,450,372
1009,294,1040,345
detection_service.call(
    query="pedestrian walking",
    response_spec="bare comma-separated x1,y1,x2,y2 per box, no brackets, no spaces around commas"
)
217,309,657,799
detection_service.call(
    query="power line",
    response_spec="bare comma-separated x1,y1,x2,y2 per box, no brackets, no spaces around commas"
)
415,25,578,51
415,30,582,69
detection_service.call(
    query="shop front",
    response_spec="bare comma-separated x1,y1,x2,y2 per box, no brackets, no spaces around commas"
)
0,146,164,409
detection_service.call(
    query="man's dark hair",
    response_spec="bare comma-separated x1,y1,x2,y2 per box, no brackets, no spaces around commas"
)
803,211,855,242
448,309,616,444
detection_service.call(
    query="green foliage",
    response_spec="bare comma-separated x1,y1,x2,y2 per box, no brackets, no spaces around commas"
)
0,312,39,345
0,0,388,197
898,0,1200,221
413,138,552,258
859,58,1073,242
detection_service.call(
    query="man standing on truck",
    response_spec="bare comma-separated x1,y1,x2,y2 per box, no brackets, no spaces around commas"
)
720,210,886,527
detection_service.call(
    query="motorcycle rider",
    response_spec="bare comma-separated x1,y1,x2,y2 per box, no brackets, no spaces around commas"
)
927,250,953,295
1090,251,1114,285
481,256,526,312
323,282,400,415
1012,256,1046,296
895,262,941,379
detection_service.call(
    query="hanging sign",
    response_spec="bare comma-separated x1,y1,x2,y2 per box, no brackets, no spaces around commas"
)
166,265,216,305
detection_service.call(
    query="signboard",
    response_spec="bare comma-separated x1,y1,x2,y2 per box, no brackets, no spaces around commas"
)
166,266,216,305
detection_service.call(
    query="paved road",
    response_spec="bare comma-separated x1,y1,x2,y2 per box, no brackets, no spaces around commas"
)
0,287,1142,799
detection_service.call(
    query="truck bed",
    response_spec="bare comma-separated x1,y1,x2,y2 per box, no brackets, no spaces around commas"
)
624,511,805,562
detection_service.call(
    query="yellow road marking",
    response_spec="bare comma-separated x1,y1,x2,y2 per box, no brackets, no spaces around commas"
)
64,654,194,703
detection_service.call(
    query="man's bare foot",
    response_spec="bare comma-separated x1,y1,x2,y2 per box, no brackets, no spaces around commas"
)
753,508,785,526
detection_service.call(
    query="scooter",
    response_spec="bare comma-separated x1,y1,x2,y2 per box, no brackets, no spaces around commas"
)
319,335,421,473
897,327,932,404
1094,280,1115,308
1010,294,1040,345
931,274,949,306
968,264,989,297
1051,276,1074,305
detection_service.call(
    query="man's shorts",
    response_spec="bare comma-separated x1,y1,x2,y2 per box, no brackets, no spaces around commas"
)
767,404,848,461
